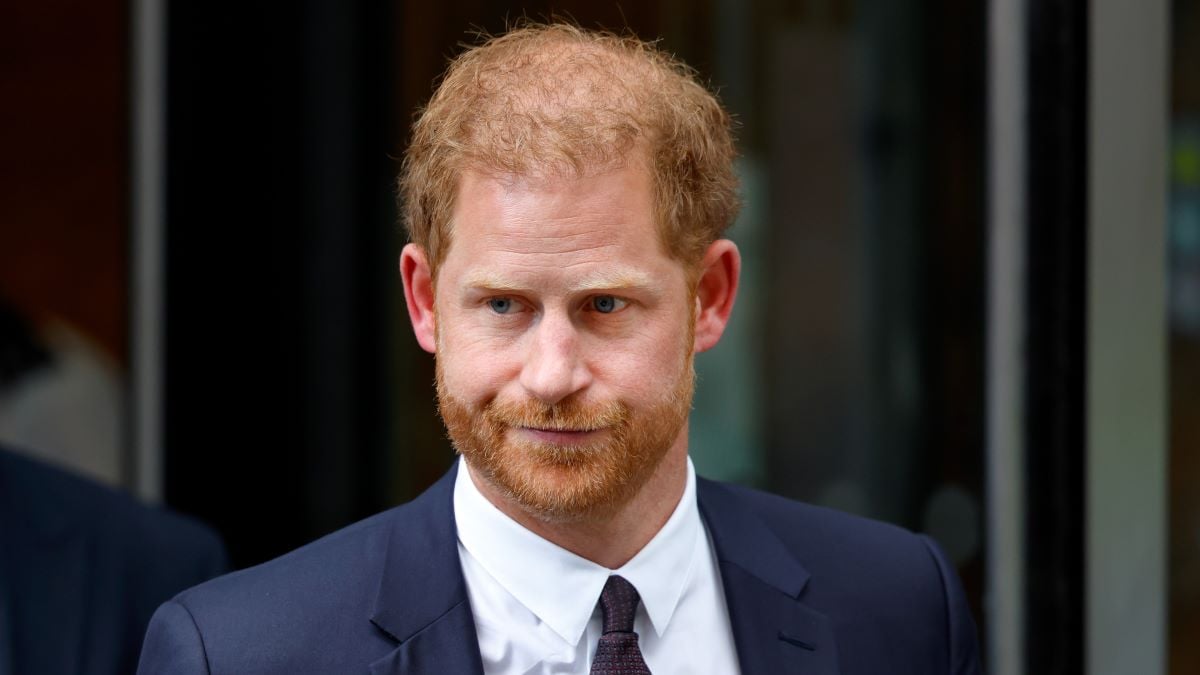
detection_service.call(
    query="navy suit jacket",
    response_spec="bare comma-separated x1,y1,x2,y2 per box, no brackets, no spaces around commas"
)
139,464,981,674
0,448,228,675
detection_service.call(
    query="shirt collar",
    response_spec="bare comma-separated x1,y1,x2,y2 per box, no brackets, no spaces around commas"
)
453,456,701,646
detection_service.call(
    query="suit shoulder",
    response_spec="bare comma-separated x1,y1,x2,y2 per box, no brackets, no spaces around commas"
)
177,505,398,605
700,478,981,672
161,504,411,671
704,479,920,546
700,478,945,593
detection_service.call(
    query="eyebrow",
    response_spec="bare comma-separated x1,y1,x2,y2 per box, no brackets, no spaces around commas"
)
460,268,658,295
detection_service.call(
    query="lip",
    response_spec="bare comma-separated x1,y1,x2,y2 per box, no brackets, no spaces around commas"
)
515,426,606,444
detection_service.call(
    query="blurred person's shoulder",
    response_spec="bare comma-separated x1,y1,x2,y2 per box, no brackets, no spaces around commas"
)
0,444,228,674
0,445,226,573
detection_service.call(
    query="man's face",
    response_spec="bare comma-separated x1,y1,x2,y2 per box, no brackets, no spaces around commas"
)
432,163,696,522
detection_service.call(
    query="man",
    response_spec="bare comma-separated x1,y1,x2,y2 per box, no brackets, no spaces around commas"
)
0,445,227,674
139,23,981,674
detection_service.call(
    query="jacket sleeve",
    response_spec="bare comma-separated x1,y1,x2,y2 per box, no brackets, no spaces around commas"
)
138,600,212,675
919,535,983,675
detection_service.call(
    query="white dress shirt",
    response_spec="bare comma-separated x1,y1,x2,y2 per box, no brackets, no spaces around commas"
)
454,457,742,675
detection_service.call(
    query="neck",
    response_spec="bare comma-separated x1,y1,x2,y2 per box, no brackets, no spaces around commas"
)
467,437,690,570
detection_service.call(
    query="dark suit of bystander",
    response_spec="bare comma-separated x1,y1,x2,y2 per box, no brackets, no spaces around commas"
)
0,446,228,675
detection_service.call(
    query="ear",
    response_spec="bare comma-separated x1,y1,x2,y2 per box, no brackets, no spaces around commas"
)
400,243,437,354
693,239,741,353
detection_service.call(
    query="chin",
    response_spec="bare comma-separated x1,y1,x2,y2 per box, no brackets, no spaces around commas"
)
449,394,691,520
460,432,668,523
436,353,696,524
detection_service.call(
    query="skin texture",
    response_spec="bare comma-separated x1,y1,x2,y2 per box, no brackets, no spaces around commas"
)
401,161,740,568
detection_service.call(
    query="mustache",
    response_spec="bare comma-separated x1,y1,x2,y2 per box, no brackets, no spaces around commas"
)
483,397,628,432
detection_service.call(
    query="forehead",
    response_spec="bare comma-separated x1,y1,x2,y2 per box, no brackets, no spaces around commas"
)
438,165,679,288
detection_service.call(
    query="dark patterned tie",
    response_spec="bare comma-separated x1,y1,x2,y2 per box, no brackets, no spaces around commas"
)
590,575,652,674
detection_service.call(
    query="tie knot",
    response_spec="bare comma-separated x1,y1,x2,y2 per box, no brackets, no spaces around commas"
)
598,575,641,634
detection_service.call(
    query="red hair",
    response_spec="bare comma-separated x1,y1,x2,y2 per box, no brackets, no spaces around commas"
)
399,22,740,273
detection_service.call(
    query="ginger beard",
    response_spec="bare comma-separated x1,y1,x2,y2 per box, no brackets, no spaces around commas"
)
435,317,696,523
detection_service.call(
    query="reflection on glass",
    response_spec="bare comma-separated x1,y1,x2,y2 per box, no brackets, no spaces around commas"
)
1170,2,1200,672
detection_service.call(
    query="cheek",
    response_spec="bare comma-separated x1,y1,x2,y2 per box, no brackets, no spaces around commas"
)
591,315,691,399
437,322,521,402
441,347,518,401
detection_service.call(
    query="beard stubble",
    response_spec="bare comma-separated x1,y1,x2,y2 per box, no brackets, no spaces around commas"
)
436,338,695,524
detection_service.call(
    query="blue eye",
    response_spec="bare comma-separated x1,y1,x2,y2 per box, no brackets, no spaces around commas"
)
488,298,515,314
591,295,624,314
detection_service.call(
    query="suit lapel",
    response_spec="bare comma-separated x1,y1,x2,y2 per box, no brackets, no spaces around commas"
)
364,466,840,674
368,600,482,675
367,464,484,675
698,479,840,675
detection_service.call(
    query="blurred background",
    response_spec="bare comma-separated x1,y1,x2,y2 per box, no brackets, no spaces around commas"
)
0,0,1191,673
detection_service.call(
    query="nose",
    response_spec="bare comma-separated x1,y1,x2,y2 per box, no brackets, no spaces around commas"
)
519,311,592,406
